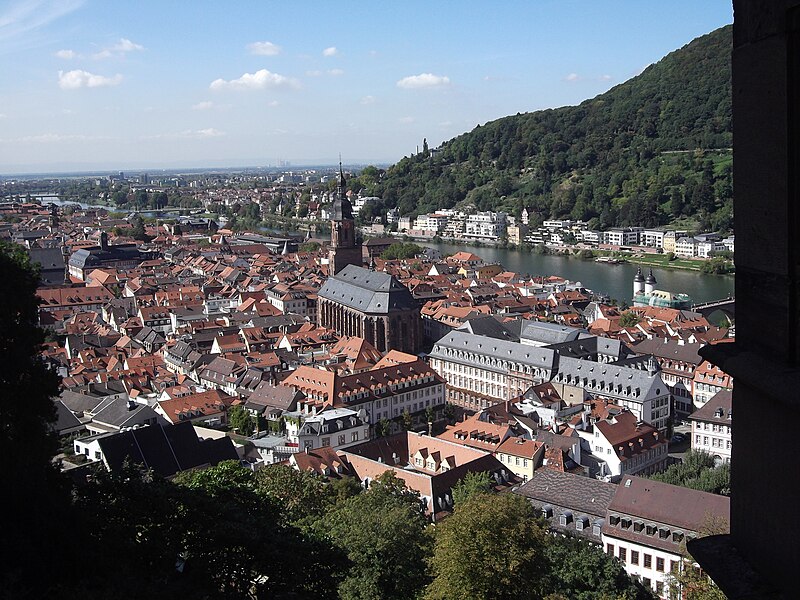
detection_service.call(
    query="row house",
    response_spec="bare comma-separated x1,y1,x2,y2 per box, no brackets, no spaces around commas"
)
283,406,370,452
602,475,729,599
281,352,446,429
37,286,115,315
688,390,732,465
576,409,669,482
155,388,237,427
631,338,703,419
692,360,733,407
342,431,511,520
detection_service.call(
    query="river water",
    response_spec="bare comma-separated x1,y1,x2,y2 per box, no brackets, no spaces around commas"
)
423,242,734,305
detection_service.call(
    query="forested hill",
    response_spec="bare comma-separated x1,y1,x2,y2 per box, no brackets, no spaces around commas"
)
368,25,733,232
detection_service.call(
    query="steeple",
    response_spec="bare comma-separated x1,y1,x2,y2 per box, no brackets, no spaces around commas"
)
332,160,353,221
633,266,645,296
644,268,657,295
328,157,363,275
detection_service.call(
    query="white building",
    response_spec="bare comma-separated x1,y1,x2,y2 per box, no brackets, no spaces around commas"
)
688,390,732,465
602,476,729,599
640,229,666,249
464,211,507,241
604,228,642,247
675,237,699,258
284,406,370,452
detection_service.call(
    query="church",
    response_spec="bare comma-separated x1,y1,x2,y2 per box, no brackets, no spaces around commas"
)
317,166,422,355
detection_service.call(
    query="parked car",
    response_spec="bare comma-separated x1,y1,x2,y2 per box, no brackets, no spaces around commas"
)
670,433,686,444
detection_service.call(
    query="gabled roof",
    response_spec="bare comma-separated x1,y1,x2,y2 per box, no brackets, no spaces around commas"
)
98,421,238,477
318,264,416,313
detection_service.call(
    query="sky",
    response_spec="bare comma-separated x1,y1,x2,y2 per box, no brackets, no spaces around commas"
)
0,0,733,174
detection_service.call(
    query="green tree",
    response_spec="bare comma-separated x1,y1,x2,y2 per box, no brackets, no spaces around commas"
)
619,311,642,328
381,242,424,260
228,404,255,436
542,536,653,600
0,243,69,594
130,215,151,242
426,493,549,600
254,464,334,526
452,471,492,506
650,449,730,495
313,472,431,600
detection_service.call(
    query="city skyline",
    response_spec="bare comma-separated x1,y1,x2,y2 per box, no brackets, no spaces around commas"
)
1,0,732,174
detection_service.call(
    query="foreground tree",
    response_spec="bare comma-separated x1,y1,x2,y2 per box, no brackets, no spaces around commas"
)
542,536,654,600
426,493,550,600
0,243,69,595
313,472,431,600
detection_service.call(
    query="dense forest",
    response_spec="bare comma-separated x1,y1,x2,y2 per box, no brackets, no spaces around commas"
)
355,26,732,233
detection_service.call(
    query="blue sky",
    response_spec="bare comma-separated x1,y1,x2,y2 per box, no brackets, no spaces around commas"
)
0,0,733,174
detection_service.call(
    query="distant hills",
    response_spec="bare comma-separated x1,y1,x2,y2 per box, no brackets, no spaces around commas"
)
364,25,732,233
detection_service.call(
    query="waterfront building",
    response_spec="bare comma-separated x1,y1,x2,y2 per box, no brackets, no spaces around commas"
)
632,269,692,310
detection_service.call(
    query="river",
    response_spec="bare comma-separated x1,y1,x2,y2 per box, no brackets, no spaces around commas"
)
423,242,734,305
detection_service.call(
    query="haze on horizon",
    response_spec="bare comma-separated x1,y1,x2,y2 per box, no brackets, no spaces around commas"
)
0,0,732,175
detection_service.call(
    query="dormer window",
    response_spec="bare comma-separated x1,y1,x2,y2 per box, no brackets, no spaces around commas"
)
559,511,573,526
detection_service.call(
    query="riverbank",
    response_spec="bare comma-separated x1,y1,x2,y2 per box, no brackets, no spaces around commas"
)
390,232,732,275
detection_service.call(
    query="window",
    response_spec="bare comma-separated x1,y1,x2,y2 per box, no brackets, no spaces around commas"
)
321,437,330,447
606,544,614,556
656,557,665,572
642,578,651,589
656,581,663,595
338,434,345,446
631,550,639,565
644,554,652,569
351,432,359,442
619,547,627,563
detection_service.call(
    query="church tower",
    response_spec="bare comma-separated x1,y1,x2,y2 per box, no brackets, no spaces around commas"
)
329,162,364,274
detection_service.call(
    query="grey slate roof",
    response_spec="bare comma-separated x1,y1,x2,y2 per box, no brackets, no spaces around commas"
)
514,469,614,542
632,338,704,365
554,356,665,402
51,399,84,435
689,389,732,423
457,315,520,342
318,264,416,313
429,330,558,374
519,320,588,345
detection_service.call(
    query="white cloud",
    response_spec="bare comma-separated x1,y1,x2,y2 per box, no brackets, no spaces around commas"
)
194,128,224,138
248,41,281,56
327,68,344,76
92,37,144,59
360,95,375,105
210,69,298,91
191,100,214,110
599,74,612,81
396,73,450,89
54,49,76,59
322,46,337,57
565,73,579,82
399,116,415,124
58,69,122,89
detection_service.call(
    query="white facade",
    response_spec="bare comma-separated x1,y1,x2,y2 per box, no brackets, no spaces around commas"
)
284,407,370,452
464,211,507,240
675,237,699,257
640,229,665,249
